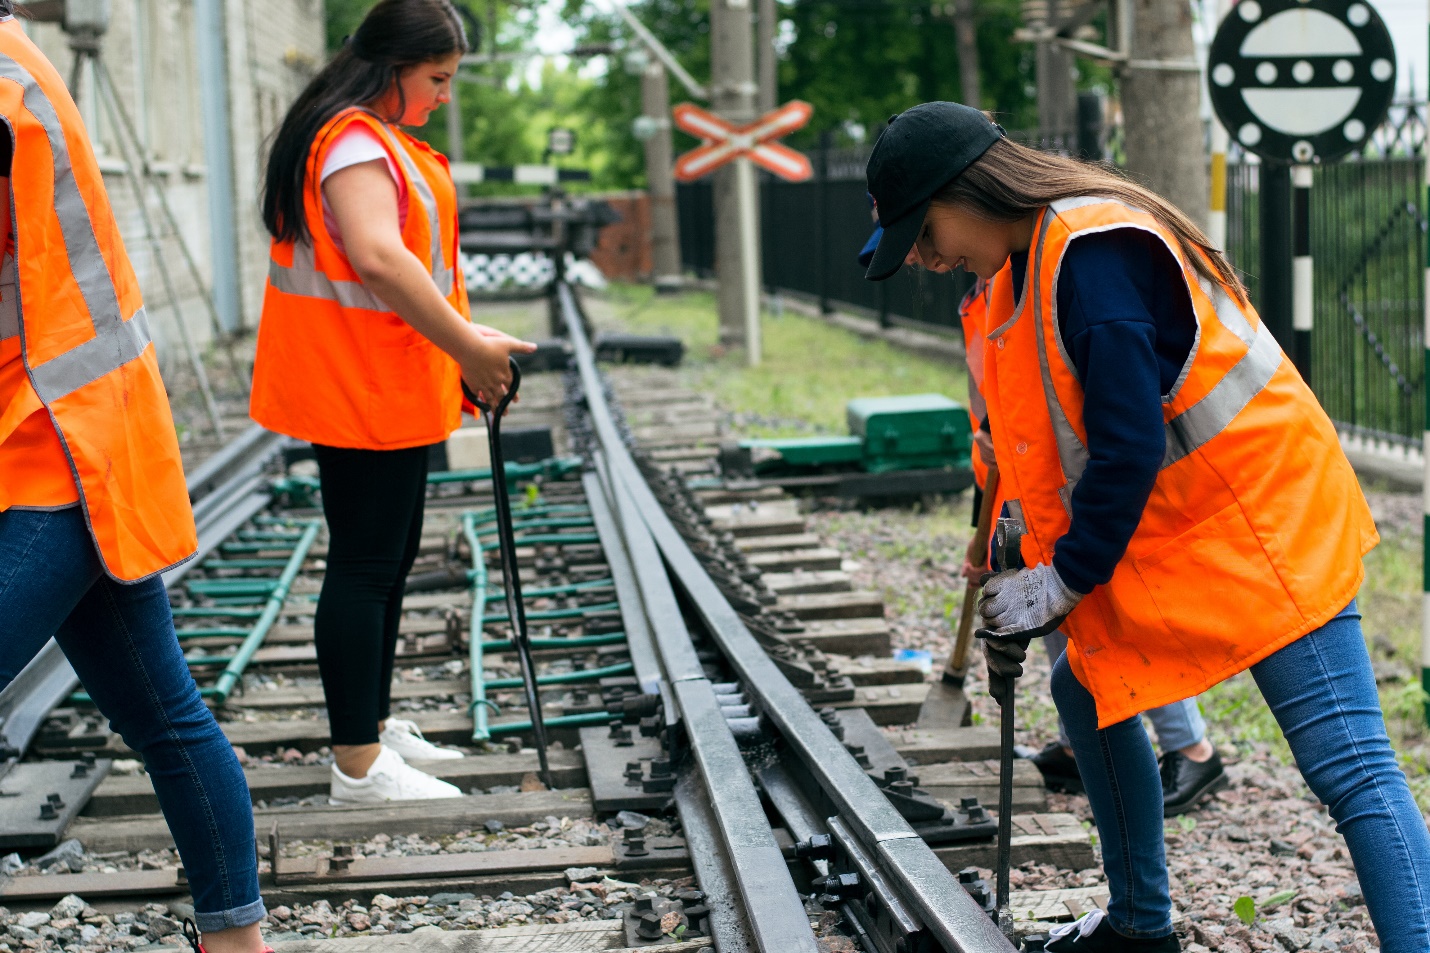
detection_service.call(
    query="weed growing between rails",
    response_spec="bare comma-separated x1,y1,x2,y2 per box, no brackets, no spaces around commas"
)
586,284,971,438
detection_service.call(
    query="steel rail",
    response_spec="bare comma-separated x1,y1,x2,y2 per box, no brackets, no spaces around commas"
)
582,467,663,694
201,519,323,703
567,296,819,953
463,510,495,741
560,282,1016,953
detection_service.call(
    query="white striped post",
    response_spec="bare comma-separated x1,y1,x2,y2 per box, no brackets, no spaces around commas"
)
1292,164,1313,382
1207,0,1228,251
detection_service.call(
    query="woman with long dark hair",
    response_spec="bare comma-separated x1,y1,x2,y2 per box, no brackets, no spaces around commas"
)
251,0,534,804
865,102,1430,952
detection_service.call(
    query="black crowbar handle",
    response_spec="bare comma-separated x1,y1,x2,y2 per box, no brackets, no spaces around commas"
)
463,359,553,788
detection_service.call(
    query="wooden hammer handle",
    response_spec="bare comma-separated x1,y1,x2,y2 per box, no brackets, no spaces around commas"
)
947,465,1000,677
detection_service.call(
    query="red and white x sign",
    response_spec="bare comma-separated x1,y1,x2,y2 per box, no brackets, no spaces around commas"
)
672,101,814,182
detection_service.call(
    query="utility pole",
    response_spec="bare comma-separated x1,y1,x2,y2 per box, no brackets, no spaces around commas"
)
952,0,982,109
710,0,762,362
1032,0,1077,147
446,83,465,164
757,0,777,113
641,62,682,290
1120,0,1208,229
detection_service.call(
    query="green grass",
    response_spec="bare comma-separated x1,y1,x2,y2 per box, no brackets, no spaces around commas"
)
587,284,970,437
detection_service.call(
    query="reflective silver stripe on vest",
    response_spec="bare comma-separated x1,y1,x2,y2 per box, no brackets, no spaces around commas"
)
0,55,150,401
367,122,454,296
31,306,152,403
0,254,16,341
268,240,390,311
1030,203,1090,503
1032,199,1285,488
1161,321,1282,468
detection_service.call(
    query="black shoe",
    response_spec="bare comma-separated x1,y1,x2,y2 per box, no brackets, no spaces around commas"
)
1160,748,1228,817
1045,910,1180,951
1029,741,1084,794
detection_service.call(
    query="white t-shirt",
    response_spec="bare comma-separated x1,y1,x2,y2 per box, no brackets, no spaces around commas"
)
320,124,410,251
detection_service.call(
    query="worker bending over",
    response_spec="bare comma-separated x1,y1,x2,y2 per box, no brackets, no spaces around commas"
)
252,0,535,804
866,101,1430,953
959,272,1227,815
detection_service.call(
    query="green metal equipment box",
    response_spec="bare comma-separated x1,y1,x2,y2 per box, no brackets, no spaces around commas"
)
846,394,973,474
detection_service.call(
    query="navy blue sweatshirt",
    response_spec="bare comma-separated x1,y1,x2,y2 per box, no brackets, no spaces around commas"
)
1005,229,1196,594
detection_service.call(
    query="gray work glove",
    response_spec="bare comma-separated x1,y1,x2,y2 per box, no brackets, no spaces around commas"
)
976,564,1083,699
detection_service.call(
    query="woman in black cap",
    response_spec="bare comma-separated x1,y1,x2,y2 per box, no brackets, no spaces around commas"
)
866,101,1430,952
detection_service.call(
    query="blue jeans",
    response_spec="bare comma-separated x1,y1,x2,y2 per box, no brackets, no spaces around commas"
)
1051,601,1430,949
1044,631,1205,752
0,507,264,932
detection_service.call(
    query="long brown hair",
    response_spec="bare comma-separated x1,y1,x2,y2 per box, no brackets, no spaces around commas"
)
933,137,1247,304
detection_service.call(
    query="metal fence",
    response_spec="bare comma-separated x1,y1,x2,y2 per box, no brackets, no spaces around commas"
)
676,105,1429,447
677,148,977,336
1224,103,1427,448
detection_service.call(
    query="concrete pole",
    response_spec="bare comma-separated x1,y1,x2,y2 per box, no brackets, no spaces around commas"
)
446,81,465,163
710,0,762,362
641,62,682,288
953,0,982,109
1121,0,1208,229
757,0,777,114
1035,0,1077,147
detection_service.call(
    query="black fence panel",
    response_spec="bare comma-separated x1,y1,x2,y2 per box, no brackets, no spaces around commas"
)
679,168,974,335
1308,157,1425,447
1224,155,1425,446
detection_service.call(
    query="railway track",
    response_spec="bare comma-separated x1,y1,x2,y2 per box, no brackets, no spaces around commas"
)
0,284,1102,953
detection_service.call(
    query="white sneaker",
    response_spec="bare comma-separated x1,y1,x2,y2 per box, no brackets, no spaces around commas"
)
379,717,465,761
328,747,464,805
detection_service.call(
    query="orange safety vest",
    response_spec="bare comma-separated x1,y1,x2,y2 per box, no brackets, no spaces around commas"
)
959,268,1012,491
0,16,195,581
984,197,1378,728
251,108,468,450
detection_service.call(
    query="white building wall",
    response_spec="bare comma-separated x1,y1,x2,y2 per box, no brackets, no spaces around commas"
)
20,1,325,380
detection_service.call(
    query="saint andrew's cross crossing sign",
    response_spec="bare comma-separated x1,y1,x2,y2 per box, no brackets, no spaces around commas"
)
672,101,815,182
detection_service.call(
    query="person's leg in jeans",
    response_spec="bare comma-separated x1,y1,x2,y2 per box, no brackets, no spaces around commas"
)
375,447,431,726
312,444,429,777
1050,653,1173,938
0,508,264,951
1251,603,1430,953
1039,634,1217,813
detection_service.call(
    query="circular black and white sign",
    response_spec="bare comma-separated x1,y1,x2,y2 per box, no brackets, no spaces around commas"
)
1208,0,1396,164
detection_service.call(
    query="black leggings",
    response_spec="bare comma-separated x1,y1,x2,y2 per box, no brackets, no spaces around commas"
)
312,443,431,745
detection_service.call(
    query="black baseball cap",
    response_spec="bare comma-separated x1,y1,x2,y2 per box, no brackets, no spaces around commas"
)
865,102,1005,281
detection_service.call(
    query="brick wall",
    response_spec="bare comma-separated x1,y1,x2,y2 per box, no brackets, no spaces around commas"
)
587,191,653,283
